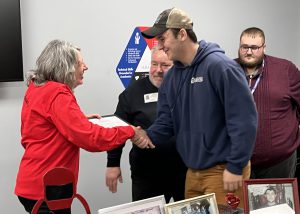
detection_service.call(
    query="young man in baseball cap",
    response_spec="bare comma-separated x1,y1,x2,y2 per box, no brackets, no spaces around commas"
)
139,7,258,208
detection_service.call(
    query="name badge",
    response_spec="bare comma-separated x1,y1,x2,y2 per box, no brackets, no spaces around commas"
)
144,92,158,103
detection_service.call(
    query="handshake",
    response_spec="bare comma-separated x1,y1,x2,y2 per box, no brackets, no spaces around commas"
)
130,126,155,149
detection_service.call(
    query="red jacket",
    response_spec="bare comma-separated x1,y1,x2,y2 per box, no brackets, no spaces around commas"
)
15,81,134,199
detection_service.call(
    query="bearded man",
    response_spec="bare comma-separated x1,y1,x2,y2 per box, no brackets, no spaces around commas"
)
237,27,300,181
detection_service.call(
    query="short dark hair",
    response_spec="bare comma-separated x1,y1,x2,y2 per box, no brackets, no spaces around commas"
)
264,186,277,195
170,28,198,43
240,27,265,44
200,199,210,213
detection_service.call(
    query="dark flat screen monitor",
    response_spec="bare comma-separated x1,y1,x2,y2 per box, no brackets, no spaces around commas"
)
0,0,23,82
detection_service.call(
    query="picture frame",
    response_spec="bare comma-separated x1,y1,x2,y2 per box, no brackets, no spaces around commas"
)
243,178,300,214
97,195,166,214
165,193,219,214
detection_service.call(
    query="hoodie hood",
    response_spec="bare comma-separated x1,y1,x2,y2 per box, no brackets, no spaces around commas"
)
173,40,225,68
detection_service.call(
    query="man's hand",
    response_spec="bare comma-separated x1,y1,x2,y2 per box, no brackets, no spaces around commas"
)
131,126,155,149
105,167,122,193
223,169,243,192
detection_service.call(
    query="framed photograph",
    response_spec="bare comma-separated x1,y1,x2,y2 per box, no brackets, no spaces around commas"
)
97,195,166,214
165,193,219,214
243,178,300,214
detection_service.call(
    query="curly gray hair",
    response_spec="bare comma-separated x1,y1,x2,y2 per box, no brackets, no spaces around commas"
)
26,39,81,89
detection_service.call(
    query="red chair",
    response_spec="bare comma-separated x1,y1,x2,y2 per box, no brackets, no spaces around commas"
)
32,167,91,214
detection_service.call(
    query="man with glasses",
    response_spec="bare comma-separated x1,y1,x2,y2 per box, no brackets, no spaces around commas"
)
105,46,187,203
236,27,300,183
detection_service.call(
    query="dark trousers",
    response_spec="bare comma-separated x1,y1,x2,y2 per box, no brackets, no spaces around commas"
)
131,170,186,203
251,150,297,179
18,197,71,214
18,181,73,213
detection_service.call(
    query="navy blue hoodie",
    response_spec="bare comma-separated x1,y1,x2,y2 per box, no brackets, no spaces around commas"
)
147,40,258,175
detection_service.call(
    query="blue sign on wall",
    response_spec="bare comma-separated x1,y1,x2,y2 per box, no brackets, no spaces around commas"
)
116,26,157,88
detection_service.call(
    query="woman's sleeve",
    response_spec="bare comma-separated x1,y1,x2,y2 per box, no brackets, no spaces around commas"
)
49,91,134,152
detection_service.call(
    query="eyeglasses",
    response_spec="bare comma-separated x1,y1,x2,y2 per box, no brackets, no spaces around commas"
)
239,44,265,53
151,62,172,71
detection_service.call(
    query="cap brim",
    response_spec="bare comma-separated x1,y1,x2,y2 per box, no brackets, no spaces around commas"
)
141,26,167,39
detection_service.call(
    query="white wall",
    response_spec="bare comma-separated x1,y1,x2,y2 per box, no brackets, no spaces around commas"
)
0,0,299,213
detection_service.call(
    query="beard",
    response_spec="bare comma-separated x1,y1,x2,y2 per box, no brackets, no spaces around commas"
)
238,52,264,69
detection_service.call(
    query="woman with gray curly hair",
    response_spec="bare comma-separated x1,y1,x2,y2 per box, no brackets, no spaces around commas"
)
15,39,152,213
